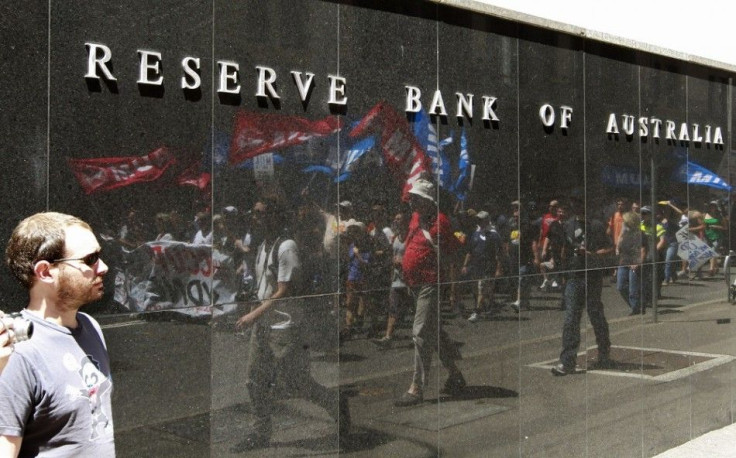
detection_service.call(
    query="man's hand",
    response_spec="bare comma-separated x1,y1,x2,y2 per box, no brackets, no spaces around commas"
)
235,312,258,329
0,312,14,374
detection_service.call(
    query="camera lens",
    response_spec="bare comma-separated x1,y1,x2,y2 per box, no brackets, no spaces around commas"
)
3,313,34,344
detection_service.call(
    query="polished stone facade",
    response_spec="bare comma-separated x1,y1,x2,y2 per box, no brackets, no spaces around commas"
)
1,1,734,456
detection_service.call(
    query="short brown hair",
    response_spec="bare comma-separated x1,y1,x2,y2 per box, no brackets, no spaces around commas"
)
6,212,91,289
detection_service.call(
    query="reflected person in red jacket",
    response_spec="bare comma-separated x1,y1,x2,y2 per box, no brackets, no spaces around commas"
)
394,178,466,407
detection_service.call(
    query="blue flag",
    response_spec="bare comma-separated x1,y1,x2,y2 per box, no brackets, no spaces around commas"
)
203,130,231,168
451,129,471,200
338,136,375,180
672,161,731,191
412,109,452,189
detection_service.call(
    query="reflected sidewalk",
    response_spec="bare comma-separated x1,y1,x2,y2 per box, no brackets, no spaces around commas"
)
655,422,736,457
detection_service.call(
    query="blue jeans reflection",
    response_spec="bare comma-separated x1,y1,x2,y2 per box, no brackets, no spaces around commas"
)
664,243,678,283
616,265,640,312
559,274,610,369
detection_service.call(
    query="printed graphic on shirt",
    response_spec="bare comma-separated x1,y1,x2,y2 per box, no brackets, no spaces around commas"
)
63,353,113,440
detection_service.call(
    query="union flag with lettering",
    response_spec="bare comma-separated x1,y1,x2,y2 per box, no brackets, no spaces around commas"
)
228,111,343,165
349,101,431,201
68,147,176,194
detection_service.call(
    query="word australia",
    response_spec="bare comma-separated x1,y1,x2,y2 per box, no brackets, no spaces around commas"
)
606,113,724,145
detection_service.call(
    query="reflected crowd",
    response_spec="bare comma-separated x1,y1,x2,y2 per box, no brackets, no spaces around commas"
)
103,182,730,322
90,171,732,450
102,177,730,340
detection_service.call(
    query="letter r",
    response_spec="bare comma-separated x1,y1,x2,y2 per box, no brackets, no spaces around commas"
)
85,43,117,81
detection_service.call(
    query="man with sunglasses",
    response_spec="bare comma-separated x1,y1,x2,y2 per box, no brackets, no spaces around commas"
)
0,212,114,457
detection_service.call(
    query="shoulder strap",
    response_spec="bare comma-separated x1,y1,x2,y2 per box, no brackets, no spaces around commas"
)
269,236,284,269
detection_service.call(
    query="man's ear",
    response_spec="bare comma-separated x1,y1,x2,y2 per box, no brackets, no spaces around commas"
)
33,261,56,284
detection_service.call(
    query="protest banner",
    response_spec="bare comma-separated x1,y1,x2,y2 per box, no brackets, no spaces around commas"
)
676,226,718,271
114,241,241,317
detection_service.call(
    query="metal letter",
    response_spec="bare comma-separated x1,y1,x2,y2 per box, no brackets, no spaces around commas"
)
481,96,499,122
328,75,347,105
181,57,201,90
85,43,117,81
539,104,555,127
713,127,724,145
256,66,280,99
650,117,662,138
691,123,703,142
605,113,619,134
405,86,422,113
665,120,676,140
559,105,573,129
291,71,315,102
621,114,635,135
217,61,240,94
455,93,473,120
137,50,164,86
429,90,447,116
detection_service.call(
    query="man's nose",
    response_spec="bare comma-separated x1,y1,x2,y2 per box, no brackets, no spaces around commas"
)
96,259,109,276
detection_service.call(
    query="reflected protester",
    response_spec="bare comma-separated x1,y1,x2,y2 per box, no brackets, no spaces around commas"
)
233,197,349,451
394,178,466,408
551,200,614,376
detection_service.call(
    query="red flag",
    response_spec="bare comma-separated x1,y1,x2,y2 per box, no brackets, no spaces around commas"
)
177,161,211,190
349,101,431,200
68,147,176,194
228,111,343,165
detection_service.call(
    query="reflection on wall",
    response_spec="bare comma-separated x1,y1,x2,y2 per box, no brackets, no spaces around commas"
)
1,0,734,456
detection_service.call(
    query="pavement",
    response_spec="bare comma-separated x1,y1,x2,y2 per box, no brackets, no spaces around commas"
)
101,271,736,457
655,423,736,457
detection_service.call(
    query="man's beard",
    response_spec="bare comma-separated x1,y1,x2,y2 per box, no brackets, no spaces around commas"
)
57,268,101,312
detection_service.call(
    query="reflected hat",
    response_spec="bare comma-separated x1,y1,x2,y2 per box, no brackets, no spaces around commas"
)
640,205,652,214
408,178,436,204
344,219,365,230
339,200,353,208
476,210,490,220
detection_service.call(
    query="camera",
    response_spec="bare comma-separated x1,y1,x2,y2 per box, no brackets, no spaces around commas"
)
1,313,34,344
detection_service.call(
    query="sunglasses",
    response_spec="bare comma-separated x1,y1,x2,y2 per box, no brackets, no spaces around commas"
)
52,251,101,267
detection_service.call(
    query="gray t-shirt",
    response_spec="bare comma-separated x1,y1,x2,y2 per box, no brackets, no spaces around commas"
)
0,311,115,457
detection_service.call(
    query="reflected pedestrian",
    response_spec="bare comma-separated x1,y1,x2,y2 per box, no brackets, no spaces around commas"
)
552,202,614,375
394,179,466,407
234,198,349,450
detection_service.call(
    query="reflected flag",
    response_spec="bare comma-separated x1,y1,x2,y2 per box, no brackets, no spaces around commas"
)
672,160,732,191
68,147,176,194
204,130,231,168
412,109,452,189
177,161,211,190
229,111,343,164
350,101,431,200
300,136,375,183
451,129,471,201
337,136,375,179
